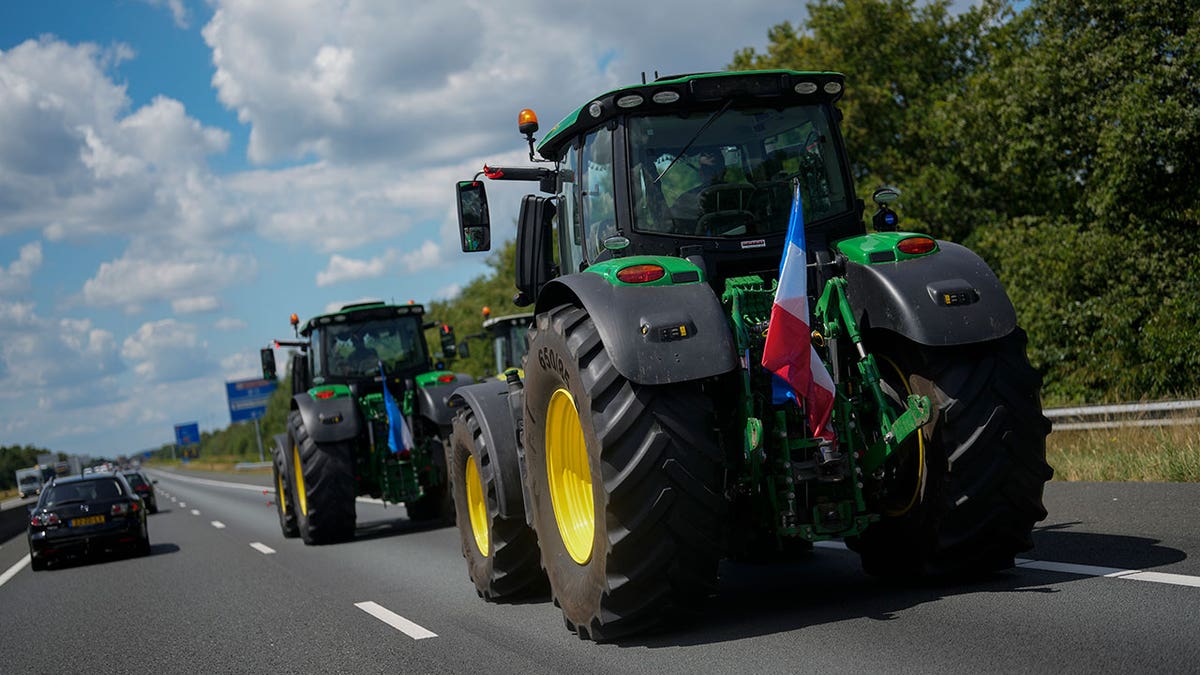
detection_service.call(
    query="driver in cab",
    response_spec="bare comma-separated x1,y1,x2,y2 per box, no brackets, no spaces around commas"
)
670,147,727,226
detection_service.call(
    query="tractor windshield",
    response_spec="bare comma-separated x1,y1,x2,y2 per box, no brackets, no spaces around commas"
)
627,104,851,238
321,316,428,379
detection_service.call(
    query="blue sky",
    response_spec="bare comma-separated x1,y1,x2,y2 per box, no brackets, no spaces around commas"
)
0,0,803,458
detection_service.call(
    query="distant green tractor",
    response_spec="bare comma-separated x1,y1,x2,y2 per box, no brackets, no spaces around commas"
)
446,70,1052,640
466,309,533,378
266,301,472,545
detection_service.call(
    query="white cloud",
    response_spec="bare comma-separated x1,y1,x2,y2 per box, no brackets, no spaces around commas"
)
83,250,257,313
173,296,221,314
432,282,462,301
219,351,260,381
215,317,247,331
141,0,190,29
316,250,396,287
121,318,217,383
0,241,43,294
0,304,123,389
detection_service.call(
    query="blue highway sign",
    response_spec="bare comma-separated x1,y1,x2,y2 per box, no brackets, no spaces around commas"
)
226,378,278,423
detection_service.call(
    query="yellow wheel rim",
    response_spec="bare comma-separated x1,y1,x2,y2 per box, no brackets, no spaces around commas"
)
545,388,593,565
879,355,925,517
465,455,490,557
292,443,308,517
276,469,288,513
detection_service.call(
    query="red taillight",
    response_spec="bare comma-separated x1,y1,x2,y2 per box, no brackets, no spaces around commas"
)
615,264,665,284
437,374,455,383
897,236,937,255
112,501,138,516
31,513,60,527
314,389,337,399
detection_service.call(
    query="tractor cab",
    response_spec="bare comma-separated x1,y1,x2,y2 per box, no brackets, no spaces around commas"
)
456,70,865,294
295,302,434,390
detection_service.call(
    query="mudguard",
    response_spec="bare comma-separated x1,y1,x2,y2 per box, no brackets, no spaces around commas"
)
843,241,1016,346
415,374,475,431
535,273,737,386
448,379,526,519
292,393,361,444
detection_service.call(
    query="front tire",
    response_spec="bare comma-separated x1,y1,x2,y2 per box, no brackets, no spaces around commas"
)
849,328,1053,576
272,437,299,538
523,304,724,641
447,404,545,600
289,411,356,545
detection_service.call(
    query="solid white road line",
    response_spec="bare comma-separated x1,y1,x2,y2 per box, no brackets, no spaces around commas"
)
148,470,274,493
811,542,1200,589
191,509,201,516
354,601,437,640
0,555,31,589
1017,559,1200,588
249,542,276,555
211,521,226,529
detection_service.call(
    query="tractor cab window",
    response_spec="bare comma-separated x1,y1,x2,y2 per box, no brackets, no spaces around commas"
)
627,105,850,238
580,126,617,260
556,143,584,273
322,318,427,379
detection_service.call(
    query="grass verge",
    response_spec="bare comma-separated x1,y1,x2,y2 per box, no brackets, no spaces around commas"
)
1047,423,1200,482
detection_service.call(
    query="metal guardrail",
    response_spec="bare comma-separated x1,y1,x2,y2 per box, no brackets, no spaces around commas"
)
233,461,273,471
1044,399,1200,431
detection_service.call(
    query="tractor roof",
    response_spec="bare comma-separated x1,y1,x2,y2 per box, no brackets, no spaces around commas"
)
298,301,425,335
536,69,845,159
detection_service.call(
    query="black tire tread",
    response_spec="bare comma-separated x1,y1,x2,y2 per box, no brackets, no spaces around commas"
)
852,328,1053,576
526,304,724,641
290,411,356,545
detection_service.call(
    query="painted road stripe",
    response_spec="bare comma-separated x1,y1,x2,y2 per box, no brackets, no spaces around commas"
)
354,601,437,640
179,502,187,508
191,509,201,516
250,542,276,555
148,470,275,493
0,555,30,589
211,521,226,529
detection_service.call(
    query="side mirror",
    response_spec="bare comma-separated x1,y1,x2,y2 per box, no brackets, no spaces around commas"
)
514,195,556,307
457,341,470,359
439,324,457,357
260,347,277,380
456,181,491,252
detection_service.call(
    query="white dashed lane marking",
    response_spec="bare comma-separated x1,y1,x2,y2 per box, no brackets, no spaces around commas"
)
250,542,275,555
354,601,437,640
211,521,226,529
191,509,201,516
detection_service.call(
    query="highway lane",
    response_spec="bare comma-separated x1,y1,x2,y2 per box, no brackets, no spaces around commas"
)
1,471,1197,673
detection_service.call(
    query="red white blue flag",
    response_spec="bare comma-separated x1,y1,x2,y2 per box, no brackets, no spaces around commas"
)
761,182,837,442
380,363,414,454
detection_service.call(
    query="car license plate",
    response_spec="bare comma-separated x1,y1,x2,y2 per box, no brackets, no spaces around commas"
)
71,515,105,527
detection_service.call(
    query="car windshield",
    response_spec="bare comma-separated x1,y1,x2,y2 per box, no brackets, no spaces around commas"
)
19,475,39,486
43,479,124,505
123,473,148,489
323,317,427,378
626,104,851,238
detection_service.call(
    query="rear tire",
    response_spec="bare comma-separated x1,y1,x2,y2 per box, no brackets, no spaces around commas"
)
523,304,724,641
272,438,300,538
289,411,357,545
849,328,1053,576
30,554,47,571
447,404,545,600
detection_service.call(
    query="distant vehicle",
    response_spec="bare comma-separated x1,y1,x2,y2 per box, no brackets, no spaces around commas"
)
27,473,150,571
120,470,158,513
15,467,43,498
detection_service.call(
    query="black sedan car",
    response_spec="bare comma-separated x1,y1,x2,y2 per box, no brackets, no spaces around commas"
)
120,469,158,513
28,473,151,571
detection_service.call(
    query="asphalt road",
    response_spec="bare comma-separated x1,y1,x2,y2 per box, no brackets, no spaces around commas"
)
1,470,1197,674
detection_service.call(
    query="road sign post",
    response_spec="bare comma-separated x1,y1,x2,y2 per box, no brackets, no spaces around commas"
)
225,378,278,461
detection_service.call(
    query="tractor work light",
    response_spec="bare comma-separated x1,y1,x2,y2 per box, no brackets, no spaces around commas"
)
616,264,666,284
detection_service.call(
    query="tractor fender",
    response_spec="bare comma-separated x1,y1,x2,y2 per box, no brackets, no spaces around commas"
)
536,273,737,386
449,379,527,518
291,393,361,444
843,240,1016,346
414,374,475,432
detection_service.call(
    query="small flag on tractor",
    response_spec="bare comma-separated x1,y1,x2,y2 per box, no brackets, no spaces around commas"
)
761,181,837,442
380,363,414,454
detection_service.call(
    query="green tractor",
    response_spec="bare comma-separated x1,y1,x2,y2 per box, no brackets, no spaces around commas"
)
446,70,1052,640
465,308,534,378
266,301,473,545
